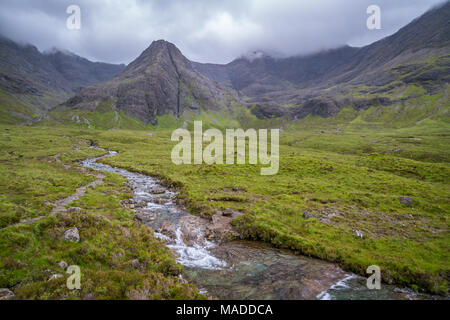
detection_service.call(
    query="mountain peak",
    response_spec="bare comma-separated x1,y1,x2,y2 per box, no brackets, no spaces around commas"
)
63,39,232,125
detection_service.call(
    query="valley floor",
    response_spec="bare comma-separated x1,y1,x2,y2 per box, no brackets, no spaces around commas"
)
0,121,449,298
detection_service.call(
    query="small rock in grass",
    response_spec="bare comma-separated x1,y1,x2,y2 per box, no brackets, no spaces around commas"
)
131,259,140,269
122,228,131,238
354,230,364,239
68,207,82,213
303,212,313,219
58,261,68,270
64,227,80,243
222,209,234,217
399,197,414,207
0,288,15,300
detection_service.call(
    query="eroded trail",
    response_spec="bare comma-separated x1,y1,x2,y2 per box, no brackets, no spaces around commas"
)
82,150,436,300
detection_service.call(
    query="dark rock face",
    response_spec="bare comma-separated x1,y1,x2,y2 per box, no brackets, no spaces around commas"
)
291,97,342,119
251,103,286,119
64,40,234,124
191,2,450,120
45,51,125,92
192,46,359,95
0,35,125,111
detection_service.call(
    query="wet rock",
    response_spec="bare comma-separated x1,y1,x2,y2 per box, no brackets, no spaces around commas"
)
180,217,204,246
154,198,170,205
303,212,313,219
232,187,247,192
135,212,153,224
149,188,166,195
399,197,414,207
0,288,15,300
206,212,242,243
160,221,177,239
64,227,80,243
135,201,146,208
58,261,68,270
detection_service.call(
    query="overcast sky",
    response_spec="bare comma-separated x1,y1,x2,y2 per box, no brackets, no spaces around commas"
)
0,0,446,64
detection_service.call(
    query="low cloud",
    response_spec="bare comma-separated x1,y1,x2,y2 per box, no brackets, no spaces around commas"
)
0,0,445,64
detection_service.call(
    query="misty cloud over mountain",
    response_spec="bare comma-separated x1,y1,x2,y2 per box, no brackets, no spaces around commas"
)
0,0,446,64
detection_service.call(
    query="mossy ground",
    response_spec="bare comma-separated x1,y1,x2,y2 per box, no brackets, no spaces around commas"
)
81,118,448,295
0,126,204,299
0,92,449,297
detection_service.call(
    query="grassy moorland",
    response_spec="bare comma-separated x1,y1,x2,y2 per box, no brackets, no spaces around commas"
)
0,95,449,297
0,126,203,299
89,119,449,295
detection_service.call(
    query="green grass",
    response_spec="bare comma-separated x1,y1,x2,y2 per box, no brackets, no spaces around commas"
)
81,120,449,295
0,82,449,297
0,125,203,299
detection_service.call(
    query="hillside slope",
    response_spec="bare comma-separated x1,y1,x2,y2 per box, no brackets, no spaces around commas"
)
0,36,125,123
55,40,238,127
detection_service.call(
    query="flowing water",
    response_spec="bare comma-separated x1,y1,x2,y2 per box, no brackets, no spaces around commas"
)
81,150,439,300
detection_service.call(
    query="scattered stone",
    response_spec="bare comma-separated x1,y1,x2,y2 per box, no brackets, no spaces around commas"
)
131,259,140,269
160,221,177,239
149,188,166,195
303,212,313,219
232,187,247,192
399,197,414,207
154,198,170,205
146,133,153,137
0,288,15,300
122,228,131,238
58,261,68,270
354,230,364,239
135,201,146,208
222,209,234,217
68,207,82,213
135,213,153,224
48,274,63,281
64,227,80,243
